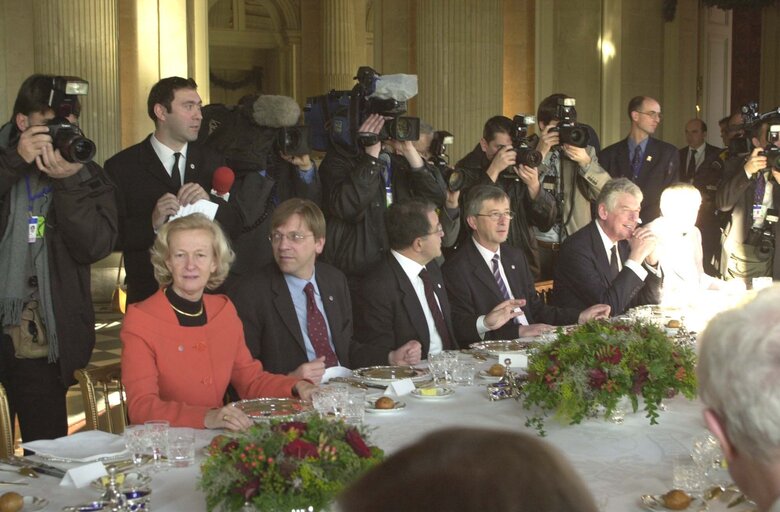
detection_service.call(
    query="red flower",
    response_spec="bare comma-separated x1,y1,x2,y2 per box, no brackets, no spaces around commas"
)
283,438,319,459
632,364,649,393
589,368,607,389
599,346,622,365
279,421,308,433
222,439,239,454
675,366,687,381
345,429,371,458
234,477,261,501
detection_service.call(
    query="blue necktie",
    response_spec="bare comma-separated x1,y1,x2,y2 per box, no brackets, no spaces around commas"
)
491,254,520,325
631,146,642,181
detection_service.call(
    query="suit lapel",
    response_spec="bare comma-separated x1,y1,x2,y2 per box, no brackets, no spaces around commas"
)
389,256,430,346
589,223,613,281
184,144,202,185
467,242,505,303
316,265,347,360
638,138,660,184
270,270,307,354
618,139,632,178
140,136,179,191
426,262,455,340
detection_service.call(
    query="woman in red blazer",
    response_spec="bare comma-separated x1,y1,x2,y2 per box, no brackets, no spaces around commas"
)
121,214,316,430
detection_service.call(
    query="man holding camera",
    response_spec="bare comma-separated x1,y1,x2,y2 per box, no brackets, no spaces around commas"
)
600,96,680,224
717,116,780,281
199,94,321,292
0,74,118,442
105,77,240,303
532,94,611,280
455,116,557,279
319,113,445,296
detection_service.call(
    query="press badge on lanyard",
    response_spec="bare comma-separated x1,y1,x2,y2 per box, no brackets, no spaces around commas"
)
25,174,50,243
753,204,766,223
383,161,393,207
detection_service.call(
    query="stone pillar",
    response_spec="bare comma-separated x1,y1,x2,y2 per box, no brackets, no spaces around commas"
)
283,31,303,104
322,0,365,90
760,5,780,110
416,0,503,161
32,0,120,165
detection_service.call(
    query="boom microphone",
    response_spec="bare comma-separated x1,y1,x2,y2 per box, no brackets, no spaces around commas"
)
211,166,235,201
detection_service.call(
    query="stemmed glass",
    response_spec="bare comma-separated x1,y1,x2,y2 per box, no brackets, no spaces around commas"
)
144,420,170,472
123,425,147,474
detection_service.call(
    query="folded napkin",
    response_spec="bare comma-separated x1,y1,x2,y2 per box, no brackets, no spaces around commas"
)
22,430,128,462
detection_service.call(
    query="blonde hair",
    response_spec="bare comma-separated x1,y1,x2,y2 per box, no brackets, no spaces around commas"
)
150,214,235,290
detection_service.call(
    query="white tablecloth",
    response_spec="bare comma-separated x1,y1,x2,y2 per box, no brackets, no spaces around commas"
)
0,384,740,512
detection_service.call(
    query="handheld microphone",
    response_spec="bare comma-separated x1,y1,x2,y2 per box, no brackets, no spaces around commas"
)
211,166,235,201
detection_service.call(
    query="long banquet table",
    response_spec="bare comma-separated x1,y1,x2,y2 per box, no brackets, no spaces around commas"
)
0,379,746,512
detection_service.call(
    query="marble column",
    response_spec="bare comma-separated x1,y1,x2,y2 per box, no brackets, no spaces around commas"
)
322,0,365,91
32,0,120,165
416,0,503,161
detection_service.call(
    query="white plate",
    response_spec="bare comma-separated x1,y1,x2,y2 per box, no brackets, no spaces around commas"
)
410,387,454,400
478,370,503,382
352,366,431,386
365,400,406,413
469,339,537,357
639,493,705,510
22,496,49,511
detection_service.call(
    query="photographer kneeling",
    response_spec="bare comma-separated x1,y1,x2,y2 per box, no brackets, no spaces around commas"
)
0,74,117,443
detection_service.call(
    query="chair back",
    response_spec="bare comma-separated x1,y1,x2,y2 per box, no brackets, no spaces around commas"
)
534,279,554,305
0,383,14,459
74,363,127,434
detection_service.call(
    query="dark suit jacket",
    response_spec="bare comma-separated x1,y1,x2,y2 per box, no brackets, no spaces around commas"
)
442,240,579,346
228,261,354,374
105,135,239,303
552,221,662,314
351,254,455,367
600,137,680,223
679,143,724,274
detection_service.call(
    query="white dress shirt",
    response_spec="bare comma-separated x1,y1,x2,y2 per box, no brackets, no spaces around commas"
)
390,251,443,355
150,134,188,182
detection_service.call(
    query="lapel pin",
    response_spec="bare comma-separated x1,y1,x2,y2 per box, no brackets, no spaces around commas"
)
511,265,516,270
646,155,652,162
328,296,334,301
190,164,195,169
437,283,442,289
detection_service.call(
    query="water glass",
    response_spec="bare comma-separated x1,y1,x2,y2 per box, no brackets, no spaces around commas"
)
144,420,169,471
341,389,366,425
167,429,195,468
427,352,446,384
313,385,348,417
452,361,476,386
123,425,147,469
440,351,459,383
672,458,707,494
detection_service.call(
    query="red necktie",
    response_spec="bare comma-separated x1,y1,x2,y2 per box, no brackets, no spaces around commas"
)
419,268,454,350
303,283,338,367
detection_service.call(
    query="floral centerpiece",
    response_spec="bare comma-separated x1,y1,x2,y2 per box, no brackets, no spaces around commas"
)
521,319,697,435
199,416,384,511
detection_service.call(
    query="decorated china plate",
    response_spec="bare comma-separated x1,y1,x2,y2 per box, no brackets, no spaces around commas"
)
639,493,706,511
232,398,311,422
352,366,431,386
477,370,503,382
410,387,454,400
469,339,538,356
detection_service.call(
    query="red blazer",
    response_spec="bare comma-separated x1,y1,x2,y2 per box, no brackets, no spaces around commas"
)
121,290,300,428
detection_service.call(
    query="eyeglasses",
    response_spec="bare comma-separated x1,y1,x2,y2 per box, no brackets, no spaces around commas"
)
475,211,515,221
636,111,663,121
425,225,444,236
269,232,315,244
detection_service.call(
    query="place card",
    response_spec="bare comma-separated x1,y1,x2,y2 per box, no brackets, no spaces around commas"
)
386,378,416,397
60,461,107,488
498,352,527,369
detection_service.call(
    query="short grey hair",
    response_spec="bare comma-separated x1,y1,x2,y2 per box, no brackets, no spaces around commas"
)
596,178,643,213
150,214,235,290
464,184,510,218
698,285,780,463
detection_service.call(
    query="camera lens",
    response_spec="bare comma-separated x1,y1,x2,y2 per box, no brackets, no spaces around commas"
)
70,138,97,163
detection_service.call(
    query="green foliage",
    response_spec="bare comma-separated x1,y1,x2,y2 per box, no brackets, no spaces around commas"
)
198,416,384,511
521,320,697,435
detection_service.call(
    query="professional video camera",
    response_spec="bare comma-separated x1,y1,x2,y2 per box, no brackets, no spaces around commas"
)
304,66,420,152
276,125,310,157
550,98,589,148
429,130,468,192
729,102,780,155
760,124,780,171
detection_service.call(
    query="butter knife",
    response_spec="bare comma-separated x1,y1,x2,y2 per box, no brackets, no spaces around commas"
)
0,457,66,478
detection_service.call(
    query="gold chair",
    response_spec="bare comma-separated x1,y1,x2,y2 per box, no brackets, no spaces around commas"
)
0,383,13,459
534,279,554,305
74,363,127,434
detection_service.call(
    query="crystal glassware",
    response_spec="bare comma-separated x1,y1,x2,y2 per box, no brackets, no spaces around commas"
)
144,420,170,471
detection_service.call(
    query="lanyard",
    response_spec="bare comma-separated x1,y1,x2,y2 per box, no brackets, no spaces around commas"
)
25,174,52,213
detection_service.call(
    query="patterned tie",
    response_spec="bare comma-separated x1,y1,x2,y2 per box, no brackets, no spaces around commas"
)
171,152,182,189
631,145,643,181
609,245,620,281
419,269,454,350
491,254,525,325
686,148,697,181
754,171,766,208
303,283,338,367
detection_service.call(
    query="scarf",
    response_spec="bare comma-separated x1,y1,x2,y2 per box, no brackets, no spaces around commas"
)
0,170,59,361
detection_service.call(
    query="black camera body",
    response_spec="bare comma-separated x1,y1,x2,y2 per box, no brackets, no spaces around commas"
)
731,102,780,156
276,125,310,157
509,114,542,168
46,117,95,164
304,66,420,151
550,98,589,148
428,130,468,192
759,124,780,170
748,208,778,256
